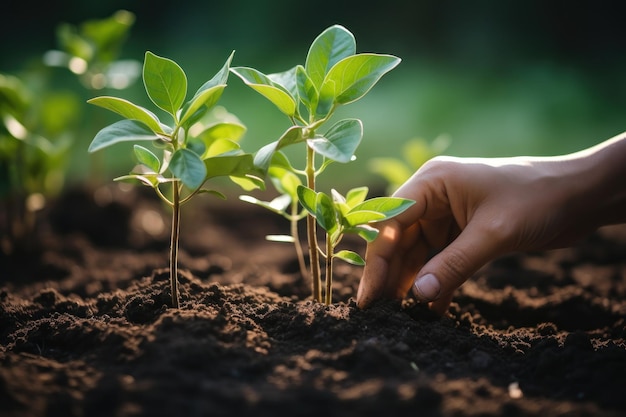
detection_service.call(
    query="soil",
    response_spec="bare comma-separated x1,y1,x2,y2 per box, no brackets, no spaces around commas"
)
1,184,626,417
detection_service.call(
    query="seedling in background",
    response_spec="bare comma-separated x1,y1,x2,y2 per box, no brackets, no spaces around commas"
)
232,24,412,303
88,51,262,308
0,73,79,253
43,9,141,91
369,134,451,194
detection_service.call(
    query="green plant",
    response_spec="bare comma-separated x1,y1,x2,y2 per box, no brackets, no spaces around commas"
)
298,185,413,304
232,25,413,304
369,134,450,194
87,51,262,308
0,72,80,253
43,9,140,91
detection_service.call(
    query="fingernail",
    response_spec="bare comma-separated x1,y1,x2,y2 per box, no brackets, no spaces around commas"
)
413,273,441,302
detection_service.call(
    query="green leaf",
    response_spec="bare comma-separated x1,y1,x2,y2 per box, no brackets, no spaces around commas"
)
320,54,401,105
87,96,164,134
334,250,365,266
296,185,317,217
198,122,247,143
269,166,302,199
143,51,187,117
296,65,318,112
268,66,299,102
114,173,173,187
344,210,386,227
350,197,415,221
178,84,226,129
315,191,337,234
178,51,234,127
88,119,160,152
229,175,264,191
351,224,379,242
197,189,227,200
230,67,296,116
239,194,291,215
169,148,207,189
253,126,304,171
195,122,247,158
345,186,369,208
308,118,362,163
205,153,256,180
305,25,356,89
133,144,160,172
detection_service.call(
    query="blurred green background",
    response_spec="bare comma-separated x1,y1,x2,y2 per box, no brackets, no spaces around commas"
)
3,0,625,192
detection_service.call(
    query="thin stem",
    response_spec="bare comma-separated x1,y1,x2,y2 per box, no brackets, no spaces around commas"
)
291,200,308,282
324,233,334,305
305,145,321,302
169,182,181,308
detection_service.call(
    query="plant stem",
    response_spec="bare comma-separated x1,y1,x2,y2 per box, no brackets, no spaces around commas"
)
324,234,334,305
305,145,321,302
291,200,308,282
169,182,181,308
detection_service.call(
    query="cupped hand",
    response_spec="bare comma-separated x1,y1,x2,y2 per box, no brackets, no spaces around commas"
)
356,153,600,315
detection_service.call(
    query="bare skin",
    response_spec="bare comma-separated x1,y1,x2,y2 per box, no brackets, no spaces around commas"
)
357,132,626,315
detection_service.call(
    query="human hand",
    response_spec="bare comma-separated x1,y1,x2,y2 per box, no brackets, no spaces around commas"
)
356,152,609,315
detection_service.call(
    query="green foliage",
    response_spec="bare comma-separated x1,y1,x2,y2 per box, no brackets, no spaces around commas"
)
297,185,414,261
369,135,451,194
43,10,141,91
0,72,80,253
88,51,262,308
235,25,409,304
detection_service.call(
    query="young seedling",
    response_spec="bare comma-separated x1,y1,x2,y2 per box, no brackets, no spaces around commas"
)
232,24,406,303
43,9,141,91
298,185,413,304
87,51,262,308
0,72,79,253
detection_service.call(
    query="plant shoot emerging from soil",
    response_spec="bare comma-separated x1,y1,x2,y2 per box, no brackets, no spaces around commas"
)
232,25,412,303
87,51,262,308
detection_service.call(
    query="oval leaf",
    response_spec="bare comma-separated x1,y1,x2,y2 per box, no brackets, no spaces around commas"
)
204,153,256,180
345,186,369,208
335,250,365,266
253,126,304,171
320,53,401,105
230,67,296,116
296,185,317,217
169,148,206,190
305,25,356,88
269,166,302,199
133,144,160,172
315,191,337,234
268,66,299,101
350,197,415,221
87,96,164,133
308,118,362,163
143,51,187,117
179,84,226,128
88,119,160,152
296,65,318,113
344,210,386,227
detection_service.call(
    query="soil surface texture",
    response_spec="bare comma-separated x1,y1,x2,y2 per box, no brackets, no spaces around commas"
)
1,185,626,417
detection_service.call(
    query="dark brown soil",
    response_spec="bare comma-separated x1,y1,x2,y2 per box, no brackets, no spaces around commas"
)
1,184,626,417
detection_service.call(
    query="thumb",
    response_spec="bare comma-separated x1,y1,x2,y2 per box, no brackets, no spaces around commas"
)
412,222,505,315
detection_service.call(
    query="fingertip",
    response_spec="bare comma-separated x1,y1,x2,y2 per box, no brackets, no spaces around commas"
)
412,273,441,302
